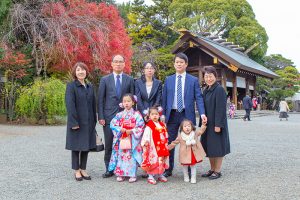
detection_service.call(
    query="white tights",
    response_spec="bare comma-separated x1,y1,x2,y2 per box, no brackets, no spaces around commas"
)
182,165,197,183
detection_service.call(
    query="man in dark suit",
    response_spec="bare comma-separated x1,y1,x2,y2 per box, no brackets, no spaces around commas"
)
242,93,253,121
98,54,134,178
162,52,207,177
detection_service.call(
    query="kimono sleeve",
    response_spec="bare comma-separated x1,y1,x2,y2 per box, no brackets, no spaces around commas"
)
110,112,123,138
141,126,152,147
131,111,145,139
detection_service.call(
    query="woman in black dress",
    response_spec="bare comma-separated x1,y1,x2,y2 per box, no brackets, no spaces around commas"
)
65,62,96,181
200,66,230,179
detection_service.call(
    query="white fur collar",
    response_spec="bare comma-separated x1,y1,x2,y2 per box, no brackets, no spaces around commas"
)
180,131,196,146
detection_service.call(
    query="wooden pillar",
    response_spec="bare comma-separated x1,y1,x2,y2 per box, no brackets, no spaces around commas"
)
232,73,237,107
245,75,249,95
198,69,203,87
221,68,227,92
253,75,257,95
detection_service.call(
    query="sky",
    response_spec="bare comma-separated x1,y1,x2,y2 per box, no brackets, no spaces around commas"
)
116,0,300,72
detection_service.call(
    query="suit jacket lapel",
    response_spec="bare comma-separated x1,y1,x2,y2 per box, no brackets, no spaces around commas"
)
109,74,117,96
121,74,128,99
170,75,176,105
184,74,190,105
148,79,158,101
140,81,148,100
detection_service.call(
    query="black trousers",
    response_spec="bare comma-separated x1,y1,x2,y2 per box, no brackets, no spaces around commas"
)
72,151,89,170
103,122,114,171
244,109,251,120
166,110,185,172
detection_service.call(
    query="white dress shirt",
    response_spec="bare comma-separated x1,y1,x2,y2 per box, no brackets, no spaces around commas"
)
172,72,186,109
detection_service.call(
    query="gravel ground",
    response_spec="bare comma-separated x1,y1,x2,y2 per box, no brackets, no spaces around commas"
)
0,114,300,200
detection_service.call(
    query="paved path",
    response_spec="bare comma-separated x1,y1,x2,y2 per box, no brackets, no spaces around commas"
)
1,115,300,200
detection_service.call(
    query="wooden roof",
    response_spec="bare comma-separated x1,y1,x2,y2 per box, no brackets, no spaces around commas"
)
172,31,278,79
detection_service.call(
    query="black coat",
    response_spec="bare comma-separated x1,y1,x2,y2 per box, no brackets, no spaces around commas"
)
135,78,162,116
242,95,253,109
200,82,230,157
65,80,96,151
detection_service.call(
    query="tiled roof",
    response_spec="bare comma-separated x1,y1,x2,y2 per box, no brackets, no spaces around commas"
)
198,35,278,78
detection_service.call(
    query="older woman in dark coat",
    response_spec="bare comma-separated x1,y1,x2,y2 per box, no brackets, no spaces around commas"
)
65,62,96,181
200,66,230,180
135,62,162,119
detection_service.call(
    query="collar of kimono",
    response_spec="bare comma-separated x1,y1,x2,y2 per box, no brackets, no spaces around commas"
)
146,120,169,157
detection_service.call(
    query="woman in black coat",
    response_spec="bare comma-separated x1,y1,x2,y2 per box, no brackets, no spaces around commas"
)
65,62,96,181
135,62,162,120
200,66,230,180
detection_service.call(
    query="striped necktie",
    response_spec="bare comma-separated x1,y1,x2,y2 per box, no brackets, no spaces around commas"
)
177,75,183,112
116,75,121,98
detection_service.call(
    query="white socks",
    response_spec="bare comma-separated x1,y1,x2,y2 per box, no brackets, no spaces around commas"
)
182,165,197,183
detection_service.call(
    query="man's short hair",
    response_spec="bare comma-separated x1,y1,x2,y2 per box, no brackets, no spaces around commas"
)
174,52,188,63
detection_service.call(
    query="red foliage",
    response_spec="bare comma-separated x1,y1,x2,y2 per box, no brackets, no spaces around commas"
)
43,0,132,74
0,45,31,79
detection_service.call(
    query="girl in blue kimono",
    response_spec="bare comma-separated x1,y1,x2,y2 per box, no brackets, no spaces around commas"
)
109,94,145,183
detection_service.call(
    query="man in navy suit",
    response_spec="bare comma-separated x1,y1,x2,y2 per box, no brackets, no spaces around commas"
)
162,52,207,177
98,54,134,178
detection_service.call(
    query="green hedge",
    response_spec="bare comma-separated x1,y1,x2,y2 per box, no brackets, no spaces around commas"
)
16,78,66,124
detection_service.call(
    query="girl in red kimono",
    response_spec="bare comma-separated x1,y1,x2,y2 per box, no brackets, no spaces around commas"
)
141,106,169,185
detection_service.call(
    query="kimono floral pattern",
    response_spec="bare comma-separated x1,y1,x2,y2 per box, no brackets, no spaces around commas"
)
108,109,145,177
141,124,169,175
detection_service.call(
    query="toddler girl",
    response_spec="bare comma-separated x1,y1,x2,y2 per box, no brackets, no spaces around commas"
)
141,106,169,185
168,119,206,183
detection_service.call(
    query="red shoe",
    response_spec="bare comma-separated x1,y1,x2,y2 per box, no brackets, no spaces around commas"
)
158,175,168,183
147,178,157,185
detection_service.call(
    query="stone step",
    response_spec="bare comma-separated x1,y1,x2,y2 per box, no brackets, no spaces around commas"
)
230,110,277,119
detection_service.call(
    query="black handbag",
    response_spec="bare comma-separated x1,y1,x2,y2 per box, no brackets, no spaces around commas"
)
90,132,104,152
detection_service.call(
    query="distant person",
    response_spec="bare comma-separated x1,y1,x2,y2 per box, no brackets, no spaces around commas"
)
257,95,262,111
243,93,253,121
279,99,290,121
252,96,258,111
229,102,236,119
65,62,97,181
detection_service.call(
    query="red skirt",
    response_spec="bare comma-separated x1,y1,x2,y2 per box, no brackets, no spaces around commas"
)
182,151,202,166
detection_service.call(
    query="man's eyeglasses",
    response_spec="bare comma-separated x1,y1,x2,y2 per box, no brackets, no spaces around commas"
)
112,60,125,64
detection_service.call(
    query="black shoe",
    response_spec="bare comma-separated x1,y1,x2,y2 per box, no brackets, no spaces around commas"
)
80,172,91,180
163,171,172,177
102,171,114,178
75,174,83,181
141,174,149,178
209,172,222,180
201,170,214,177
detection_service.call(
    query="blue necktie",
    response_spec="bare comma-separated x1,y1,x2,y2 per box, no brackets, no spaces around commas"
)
177,75,183,112
116,75,121,98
